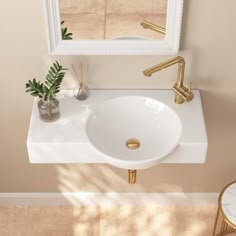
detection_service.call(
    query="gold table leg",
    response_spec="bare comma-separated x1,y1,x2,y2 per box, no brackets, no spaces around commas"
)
213,208,220,236
213,208,236,236
220,220,227,233
213,181,236,236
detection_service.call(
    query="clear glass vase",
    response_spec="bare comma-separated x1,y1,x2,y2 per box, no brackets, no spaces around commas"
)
37,98,60,122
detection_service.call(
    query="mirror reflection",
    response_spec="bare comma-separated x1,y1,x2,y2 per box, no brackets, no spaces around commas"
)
59,0,168,40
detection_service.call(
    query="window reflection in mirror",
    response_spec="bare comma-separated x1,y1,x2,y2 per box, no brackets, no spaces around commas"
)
59,0,168,40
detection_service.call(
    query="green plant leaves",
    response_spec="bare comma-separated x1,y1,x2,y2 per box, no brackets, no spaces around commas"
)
61,21,73,40
25,79,45,98
25,61,68,101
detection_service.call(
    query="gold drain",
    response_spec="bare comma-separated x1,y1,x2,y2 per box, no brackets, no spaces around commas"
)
126,139,141,150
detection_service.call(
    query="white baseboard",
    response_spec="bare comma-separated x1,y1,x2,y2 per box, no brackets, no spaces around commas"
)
0,193,218,206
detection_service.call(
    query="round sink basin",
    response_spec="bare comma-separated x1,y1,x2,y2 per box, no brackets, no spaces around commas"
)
86,96,182,169
111,35,150,40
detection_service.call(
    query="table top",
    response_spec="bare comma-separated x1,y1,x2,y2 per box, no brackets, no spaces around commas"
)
220,182,236,227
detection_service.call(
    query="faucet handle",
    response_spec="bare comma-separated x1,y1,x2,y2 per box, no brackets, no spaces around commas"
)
186,82,194,102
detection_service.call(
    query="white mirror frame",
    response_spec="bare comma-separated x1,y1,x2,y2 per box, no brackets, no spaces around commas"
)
44,0,184,55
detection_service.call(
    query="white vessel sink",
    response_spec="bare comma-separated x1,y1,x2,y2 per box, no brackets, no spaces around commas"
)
86,96,182,169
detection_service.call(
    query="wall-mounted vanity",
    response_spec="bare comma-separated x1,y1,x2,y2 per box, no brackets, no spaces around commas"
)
44,0,184,55
27,90,207,184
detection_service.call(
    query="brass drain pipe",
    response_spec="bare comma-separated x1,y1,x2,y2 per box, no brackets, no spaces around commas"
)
128,170,137,184
126,139,140,184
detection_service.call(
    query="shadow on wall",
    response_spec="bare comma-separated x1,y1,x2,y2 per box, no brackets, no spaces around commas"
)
55,164,218,235
56,164,143,195
55,164,171,235
55,163,208,198
54,163,219,235
55,164,186,203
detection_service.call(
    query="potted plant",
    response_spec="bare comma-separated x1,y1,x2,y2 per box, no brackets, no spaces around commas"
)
25,61,68,122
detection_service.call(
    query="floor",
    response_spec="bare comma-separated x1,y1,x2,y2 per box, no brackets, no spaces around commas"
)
59,0,167,40
0,205,223,236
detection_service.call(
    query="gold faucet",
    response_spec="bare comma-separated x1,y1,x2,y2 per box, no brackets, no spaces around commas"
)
143,56,194,104
140,20,166,35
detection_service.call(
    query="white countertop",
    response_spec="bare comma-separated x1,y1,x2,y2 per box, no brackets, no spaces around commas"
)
27,90,208,169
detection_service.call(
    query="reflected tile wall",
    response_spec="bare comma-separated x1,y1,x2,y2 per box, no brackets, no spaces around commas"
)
60,0,167,40
60,0,106,14
106,12,166,39
106,0,153,14
105,13,157,39
153,0,168,13
61,13,105,40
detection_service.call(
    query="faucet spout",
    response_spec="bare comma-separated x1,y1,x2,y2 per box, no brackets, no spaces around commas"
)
140,20,166,35
143,56,184,80
143,56,194,104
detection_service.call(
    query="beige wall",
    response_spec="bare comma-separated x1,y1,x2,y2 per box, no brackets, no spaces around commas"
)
0,0,236,193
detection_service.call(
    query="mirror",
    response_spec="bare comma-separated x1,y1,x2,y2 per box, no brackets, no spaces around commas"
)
44,0,184,55
59,0,167,40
